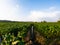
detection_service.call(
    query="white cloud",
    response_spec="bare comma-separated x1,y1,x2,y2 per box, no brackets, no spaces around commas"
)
49,7,56,10
0,0,22,21
26,7,60,22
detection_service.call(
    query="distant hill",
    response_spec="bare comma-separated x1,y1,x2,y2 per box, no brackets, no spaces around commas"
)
0,20,15,22
0,20,27,22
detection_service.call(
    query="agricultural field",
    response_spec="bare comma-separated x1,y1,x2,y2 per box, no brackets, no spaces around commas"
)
0,21,60,45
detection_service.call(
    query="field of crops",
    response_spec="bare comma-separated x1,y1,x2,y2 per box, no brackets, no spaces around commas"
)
0,21,60,45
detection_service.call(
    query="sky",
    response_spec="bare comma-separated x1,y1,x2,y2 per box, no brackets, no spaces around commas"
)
0,0,60,22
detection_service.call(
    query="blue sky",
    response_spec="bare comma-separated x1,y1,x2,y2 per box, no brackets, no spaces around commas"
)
0,0,60,22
